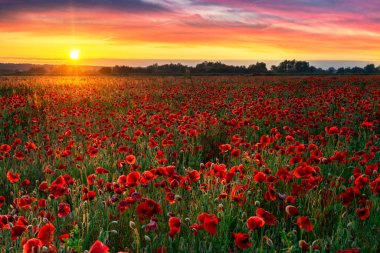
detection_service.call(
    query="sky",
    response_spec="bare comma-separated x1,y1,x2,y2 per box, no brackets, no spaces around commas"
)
0,0,380,67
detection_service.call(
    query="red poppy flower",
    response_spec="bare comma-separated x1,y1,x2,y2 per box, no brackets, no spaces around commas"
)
24,141,37,150
256,208,276,226
198,213,219,235
219,144,232,153
188,170,200,182
325,126,339,135
232,232,252,249
168,217,181,238
260,135,271,146
289,156,302,165
264,186,277,201
285,205,299,216
23,238,43,253
49,176,69,198
87,174,96,185
15,216,29,227
38,199,47,208
14,150,25,160
246,216,265,230
126,171,140,187
38,223,55,245
285,135,295,142
0,195,5,207
141,171,156,184
58,233,70,243
82,190,96,201
11,225,26,240
297,216,313,232
95,167,109,174
231,149,241,157
89,240,109,253
0,144,11,153
337,249,360,253
0,217,10,230
254,171,266,183
20,179,30,187
285,195,295,203
156,247,167,253
88,147,98,157
356,207,370,220
136,199,162,221
6,171,20,183
293,164,316,178
58,203,71,218
125,154,136,165
117,200,130,213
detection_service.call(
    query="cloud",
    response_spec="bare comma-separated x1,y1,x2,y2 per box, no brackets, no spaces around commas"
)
0,0,167,15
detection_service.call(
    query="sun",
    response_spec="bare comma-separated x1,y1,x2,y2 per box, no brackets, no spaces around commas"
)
69,49,80,60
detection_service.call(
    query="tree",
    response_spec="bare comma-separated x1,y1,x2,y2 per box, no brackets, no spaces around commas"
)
270,65,278,72
99,67,112,75
327,67,336,74
277,60,296,73
248,62,267,74
294,61,310,72
364,64,376,74
27,67,46,75
351,67,364,74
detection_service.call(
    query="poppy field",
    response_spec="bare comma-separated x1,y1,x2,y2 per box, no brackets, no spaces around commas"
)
0,75,379,253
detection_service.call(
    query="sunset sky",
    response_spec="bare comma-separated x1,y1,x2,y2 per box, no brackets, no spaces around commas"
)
1,0,379,66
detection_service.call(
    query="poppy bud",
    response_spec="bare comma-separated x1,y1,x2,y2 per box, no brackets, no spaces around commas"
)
129,221,136,229
299,240,309,252
264,236,273,247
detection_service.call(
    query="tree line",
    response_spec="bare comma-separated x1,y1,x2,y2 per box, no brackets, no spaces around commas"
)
99,60,380,75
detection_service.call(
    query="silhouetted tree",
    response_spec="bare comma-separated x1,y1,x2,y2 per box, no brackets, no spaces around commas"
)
294,61,310,72
248,62,267,74
364,64,376,74
327,67,336,74
351,67,364,74
99,67,112,75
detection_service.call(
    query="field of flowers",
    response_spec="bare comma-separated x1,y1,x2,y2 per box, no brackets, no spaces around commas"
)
0,75,379,253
